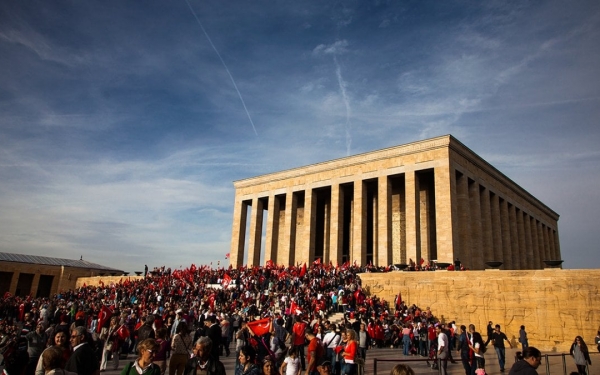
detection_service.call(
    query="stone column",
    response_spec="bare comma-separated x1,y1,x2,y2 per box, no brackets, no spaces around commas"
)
30,273,41,298
490,193,503,263
500,199,512,269
298,189,317,264
264,195,280,265
378,176,392,266
509,204,520,270
531,218,541,269
9,272,19,295
247,197,264,267
543,225,551,261
229,198,249,267
434,165,454,264
553,230,561,261
419,178,430,263
537,221,546,264
283,191,298,266
405,171,419,265
456,172,470,267
480,187,494,266
517,210,527,269
524,214,534,269
469,180,483,269
330,184,343,266
352,179,367,265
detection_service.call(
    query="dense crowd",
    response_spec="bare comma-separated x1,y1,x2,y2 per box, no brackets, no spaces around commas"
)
0,261,551,375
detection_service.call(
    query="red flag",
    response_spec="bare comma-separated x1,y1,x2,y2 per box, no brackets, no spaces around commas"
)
222,273,232,289
247,318,271,336
395,292,402,309
313,258,321,265
116,325,130,340
225,253,230,259
97,305,112,332
420,258,425,265
265,260,274,269
299,263,307,277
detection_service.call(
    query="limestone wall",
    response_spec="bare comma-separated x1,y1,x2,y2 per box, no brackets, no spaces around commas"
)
360,269,600,352
75,275,144,288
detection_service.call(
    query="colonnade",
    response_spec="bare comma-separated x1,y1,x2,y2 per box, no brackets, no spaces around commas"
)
230,168,560,270
453,170,560,270
229,136,560,270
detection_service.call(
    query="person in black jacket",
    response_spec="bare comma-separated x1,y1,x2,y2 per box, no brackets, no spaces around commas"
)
508,346,542,375
184,337,226,375
206,316,222,360
137,315,156,343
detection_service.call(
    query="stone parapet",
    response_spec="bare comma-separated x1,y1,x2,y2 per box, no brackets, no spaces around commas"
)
359,269,600,352
76,275,144,288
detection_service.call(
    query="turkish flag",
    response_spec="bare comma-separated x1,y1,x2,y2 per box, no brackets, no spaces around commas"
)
117,325,130,340
222,273,232,289
247,318,271,336
97,305,112,333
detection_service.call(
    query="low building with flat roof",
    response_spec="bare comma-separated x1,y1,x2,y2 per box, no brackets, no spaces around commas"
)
0,252,124,297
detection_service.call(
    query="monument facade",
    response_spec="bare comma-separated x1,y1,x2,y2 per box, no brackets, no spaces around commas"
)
229,135,560,270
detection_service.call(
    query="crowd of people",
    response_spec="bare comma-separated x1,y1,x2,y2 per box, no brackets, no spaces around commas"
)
0,261,591,375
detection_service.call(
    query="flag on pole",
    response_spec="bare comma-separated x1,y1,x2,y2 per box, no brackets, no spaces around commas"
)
394,292,402,310
247,318,271,336
222,273,232,289
299,263,307,277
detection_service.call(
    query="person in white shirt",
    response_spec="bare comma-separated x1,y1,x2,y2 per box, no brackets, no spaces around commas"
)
436,325,449,375
322,324,342,375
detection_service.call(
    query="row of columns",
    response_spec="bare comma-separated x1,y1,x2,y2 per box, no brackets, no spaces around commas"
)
230,167,454,268
454,171,560,270
229,165,559,269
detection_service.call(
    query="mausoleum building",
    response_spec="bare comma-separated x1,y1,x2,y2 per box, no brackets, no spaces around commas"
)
229,135,560,270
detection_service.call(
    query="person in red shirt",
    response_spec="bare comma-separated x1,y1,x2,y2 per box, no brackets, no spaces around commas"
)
341,329,358,375
305,331,324,375
292,316,307,371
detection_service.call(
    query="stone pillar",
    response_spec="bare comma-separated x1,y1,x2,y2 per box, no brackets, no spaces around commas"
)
500,199,512,269
30,273,41,297
531,218,541,269
434,165,454,264
330,184,343,266
229,199,249,267
9,272,19,295
553,230,561,261
247,197,264,267
352,179,367,265
480,187,494,266
377,176,392,267
283,191,298,266
264,195,280,265
517,210,527,269
456,172,470,267
537,221,546,264
419,177,430,263
405,171,419,265
543,225,551,261
523,216,538,270
509,204,520,270
299,188,317,264
469,180,483,270
490,193,503,263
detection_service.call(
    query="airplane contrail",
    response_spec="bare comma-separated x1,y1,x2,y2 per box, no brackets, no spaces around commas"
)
334,55,352,156
183,0,258,136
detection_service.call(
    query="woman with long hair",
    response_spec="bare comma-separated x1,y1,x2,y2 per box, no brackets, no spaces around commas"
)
35,331,71,375
569,336,592,375
341,329,358,375
100,316,121,372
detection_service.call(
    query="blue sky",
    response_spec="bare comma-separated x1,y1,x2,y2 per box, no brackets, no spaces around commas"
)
1,1,599,273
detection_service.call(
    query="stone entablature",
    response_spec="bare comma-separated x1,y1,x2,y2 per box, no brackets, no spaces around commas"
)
359,269,599,352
